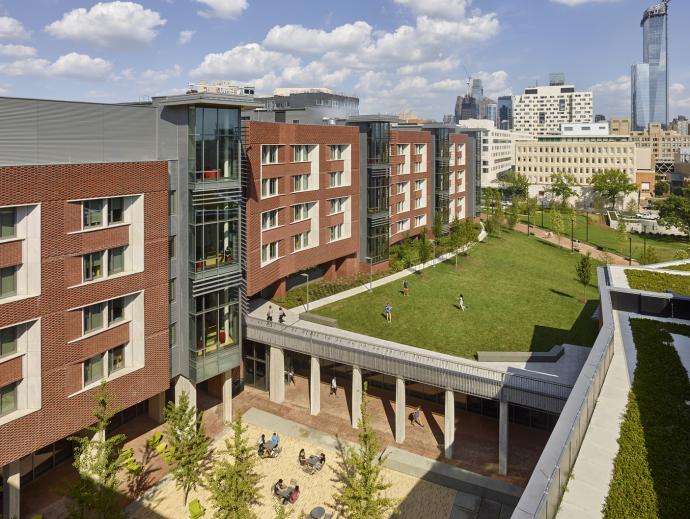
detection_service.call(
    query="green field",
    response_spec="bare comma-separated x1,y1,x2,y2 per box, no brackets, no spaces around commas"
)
520,211,687,262
313,230,600,359
626,270,690,296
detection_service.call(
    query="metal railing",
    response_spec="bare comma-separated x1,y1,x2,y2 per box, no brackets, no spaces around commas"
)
245,315,573,414
512,267,615,518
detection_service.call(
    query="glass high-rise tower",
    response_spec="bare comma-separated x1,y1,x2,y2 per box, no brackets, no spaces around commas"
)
631,1,669,131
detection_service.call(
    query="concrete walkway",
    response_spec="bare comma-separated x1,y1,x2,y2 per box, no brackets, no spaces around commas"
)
670,333,690,381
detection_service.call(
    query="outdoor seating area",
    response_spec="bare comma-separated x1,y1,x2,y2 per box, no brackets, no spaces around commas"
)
258,432,282,458
299,449,326,475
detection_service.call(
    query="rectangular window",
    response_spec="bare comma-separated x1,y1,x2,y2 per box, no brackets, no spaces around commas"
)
261,241,278,263
0,207,16,238
262,145,279,164
293,232,309,251
293,145,309,162
414,144,424,155
83,303,103,334
0,266,17,299
329,145,343,160
328,171,343,187
169,323,177,348
83,354,104,386
397,144,405,156
0,326,17,358
169,278,176,303
396,201,404,214
415,215,425,227
108,246,125,275
83,251,104,282
108,345,125,374
0,383,17,417
169,237,175,259
83,199,103,228
261,178,278,197
414,180,424,191
414,197,422,209
329,198,344,215
169,191,177,216
293,174,309,192
293,204,309,222
108,297,125,325
261,210,278,230
414,161,422,173
108,197,124,224
329,224,343,242
397,220,408,233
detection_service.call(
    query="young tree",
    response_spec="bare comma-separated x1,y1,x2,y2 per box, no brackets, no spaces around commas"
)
333,383,398,519
522,197,538,233
432,211,444,239
591,169,637,210
550,207,564,245
575,252,593,301
640,246,660,265
418,228,432,267
655,178,669,196
493,190,504,233
593,194,606,223
616,220,629,256
206,414,261,519
624,197,638,215
163,391,212,505
449,219,464,267
506,199,520,230
66,382,141,519
549,173,577,207
499,170,530,200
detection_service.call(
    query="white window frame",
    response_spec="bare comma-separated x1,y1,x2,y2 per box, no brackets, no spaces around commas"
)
293,174,309,192
329,224,343,242
329,145,343,160
261,178,278,198
261,241,279,264
293,145,309,162
293,232,309,252
261,209,279,230
262,145,279,165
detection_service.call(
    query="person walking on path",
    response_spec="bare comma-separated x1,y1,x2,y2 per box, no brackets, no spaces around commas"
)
330,376,338,397
402,279,409,297
278,306,286,324
412,406,424,428
267,305,273,322
287,367,295,385
385,303,392,322
457,294,466,312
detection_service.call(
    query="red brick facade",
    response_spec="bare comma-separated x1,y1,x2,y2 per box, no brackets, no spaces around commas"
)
0,161,169,466
244,122,361,297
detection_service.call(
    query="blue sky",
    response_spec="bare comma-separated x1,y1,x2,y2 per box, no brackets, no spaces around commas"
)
0,0,688,119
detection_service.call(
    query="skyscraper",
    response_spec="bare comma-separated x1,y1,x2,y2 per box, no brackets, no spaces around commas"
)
631,1,669,131
549,73,565,86
471,79,483,106
497,96,513,129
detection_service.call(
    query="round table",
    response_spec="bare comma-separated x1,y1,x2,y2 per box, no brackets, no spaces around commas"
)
310,506,326,519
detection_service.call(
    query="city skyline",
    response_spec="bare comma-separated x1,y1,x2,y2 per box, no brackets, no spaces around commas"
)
0,1,688,120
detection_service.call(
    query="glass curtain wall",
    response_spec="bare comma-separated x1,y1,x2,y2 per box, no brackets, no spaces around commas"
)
190,202,240,273
366,122,390,166
189,106,240,184
434,128,451,225
190,287,239,359
367,222,389,263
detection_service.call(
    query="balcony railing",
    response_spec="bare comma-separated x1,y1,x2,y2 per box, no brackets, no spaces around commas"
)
189,343,240,383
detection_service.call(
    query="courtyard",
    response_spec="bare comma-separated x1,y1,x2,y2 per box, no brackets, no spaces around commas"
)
313,230,600,358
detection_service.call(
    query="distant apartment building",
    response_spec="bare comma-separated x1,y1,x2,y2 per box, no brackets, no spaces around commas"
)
512,84,593,135
673,147,690,189
609,118,631,135
252,87,359,123
560,122,609,136
615,121,690,174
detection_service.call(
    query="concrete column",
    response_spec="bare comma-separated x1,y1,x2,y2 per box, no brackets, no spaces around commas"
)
395,377,406,444
310,356,320,416
222,370,233,423
351,366,362,428
2,461,20,519
174,375,197,409
499,399,509,476
444,389,455,459
147,391,166,424
269,346,285,404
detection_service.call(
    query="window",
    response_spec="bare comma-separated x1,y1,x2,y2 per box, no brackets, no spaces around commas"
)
293,174,309,192
169,323,177,348
329,198,345,215
108,246,125,275
293,145,309,162
414,144,424,155
261,178,278,197
83,200,103,228
0,383,17,417
83,251,103,282
414,161,422,173
329,145,343,160
293,204,309,222
397,220,408,233
167,237,175,259
262,145,279,164
169,278,176,303
396,201,404,214
0,207,16,238
108,297,125,324
83,354,104,386
397,144,405,156
0,266,17,299
108,345,125,374
414,197,423,209
262,210,278,230
328,171,343,187
108,197,124,224
329,224,343,242
559,99,566,112
293,232,309,251
414,180,424,191
169,191,177,216
415,215,426,227
261,241,278,263
83,303,103,334
1,326,17,358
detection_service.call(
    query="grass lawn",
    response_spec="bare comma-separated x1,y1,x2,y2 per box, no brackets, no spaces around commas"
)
313,230,600,358
520,211,688,262
602,319,690,518
666,263,690,272
625,270,690,296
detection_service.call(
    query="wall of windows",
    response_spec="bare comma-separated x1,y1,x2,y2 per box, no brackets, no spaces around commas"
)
367,175,389,215
188,106,240,184
367,222,389,263
190,202,240,273
366,122,390,166
190,287,239,359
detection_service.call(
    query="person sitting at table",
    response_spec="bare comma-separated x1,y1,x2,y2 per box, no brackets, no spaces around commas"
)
258,434,266,446
298,448,306,465
319,452,326,466
258,442,266,457
271,432,280,447
284,485,300,505
273,478,287,496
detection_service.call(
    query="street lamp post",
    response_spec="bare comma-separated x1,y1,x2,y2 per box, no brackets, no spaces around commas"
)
430,239,436,267
365,256,373,293
541,198,545,228
628,237,632,266
586,210,589,243
300,273,310,312
571,218,574,252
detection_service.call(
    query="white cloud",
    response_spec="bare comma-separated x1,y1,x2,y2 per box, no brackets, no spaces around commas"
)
0,44,36,58
45,2,166,49
179,30,194,45
140,64,183,82
475,70,512,99
191,43,297,79
394,0,470,21
589,75,631,116
0,16,29,40
590,75,630,94
550,0,620,5
264,21,372,54
398,57,459,76
195,0,248,19
670,83,686,96
0,52,112,81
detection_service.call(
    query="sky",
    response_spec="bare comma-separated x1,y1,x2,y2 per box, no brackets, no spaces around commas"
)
0,0,688,120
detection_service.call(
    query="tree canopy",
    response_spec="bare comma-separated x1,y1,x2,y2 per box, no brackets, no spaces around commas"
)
655,193,690,237
499,170,530,200
591,169,637,209
549,173,577,205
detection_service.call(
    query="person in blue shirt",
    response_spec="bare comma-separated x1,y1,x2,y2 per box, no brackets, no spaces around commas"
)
271,432,279,447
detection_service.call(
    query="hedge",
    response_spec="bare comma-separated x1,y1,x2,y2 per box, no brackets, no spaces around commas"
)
625,270,690,296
